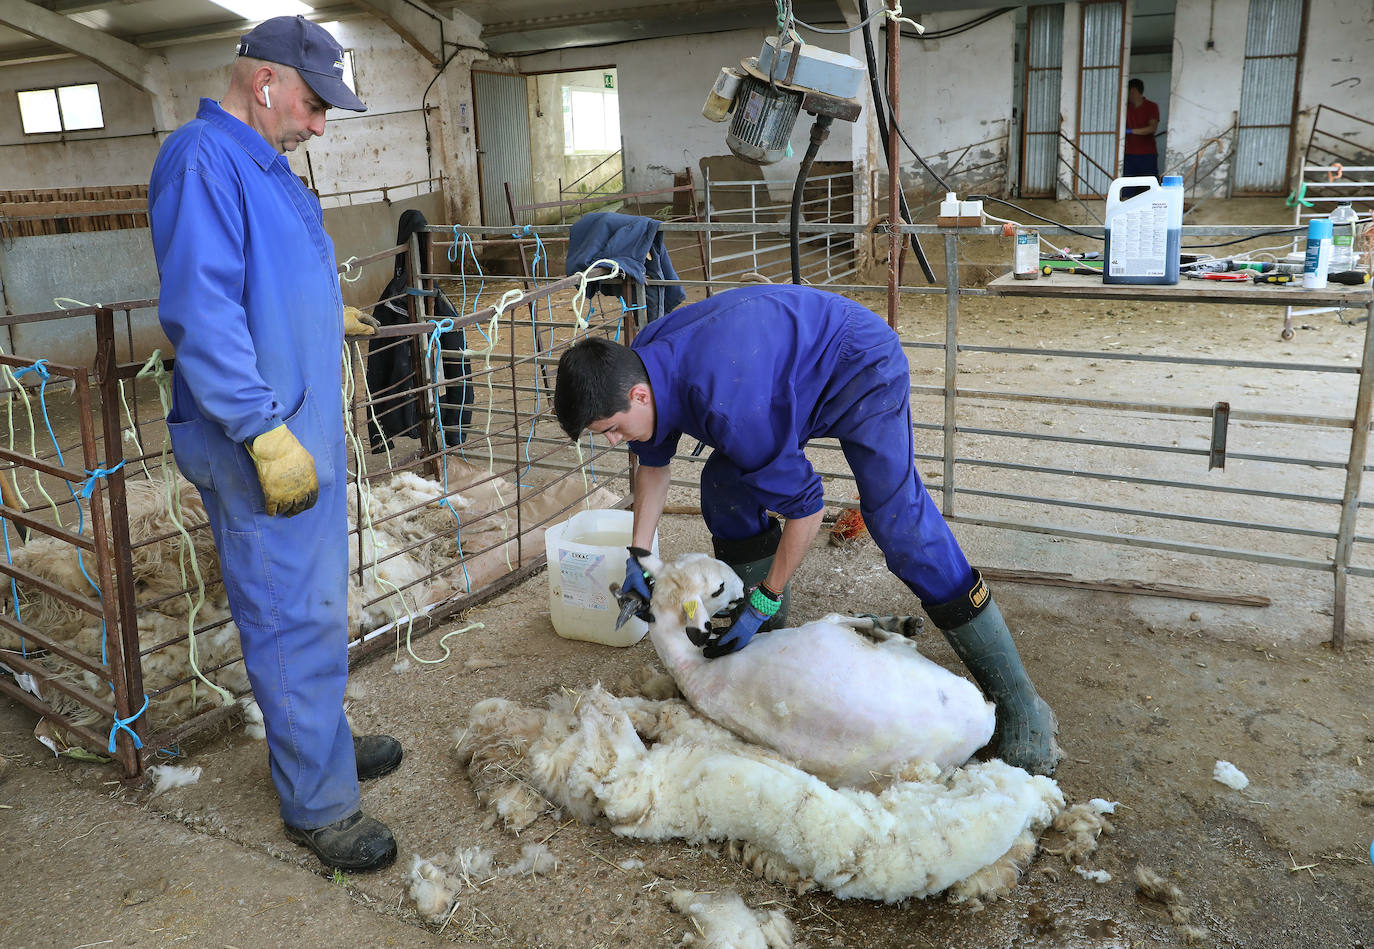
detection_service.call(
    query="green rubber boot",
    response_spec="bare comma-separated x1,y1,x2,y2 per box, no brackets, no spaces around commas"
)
928,572,1060,776
712,518,791,631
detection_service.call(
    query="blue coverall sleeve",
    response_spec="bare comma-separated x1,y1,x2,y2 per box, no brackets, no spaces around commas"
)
150,165,284,443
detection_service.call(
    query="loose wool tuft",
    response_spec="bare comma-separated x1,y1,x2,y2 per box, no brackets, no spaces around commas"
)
1212,760,1249,790
669,889,794,949
147,763,202,796
458,684,1064,902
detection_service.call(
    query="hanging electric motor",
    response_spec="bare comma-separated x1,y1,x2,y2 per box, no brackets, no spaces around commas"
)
702,36,864,283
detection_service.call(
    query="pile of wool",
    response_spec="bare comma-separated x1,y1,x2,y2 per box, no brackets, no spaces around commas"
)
457,683,1064,903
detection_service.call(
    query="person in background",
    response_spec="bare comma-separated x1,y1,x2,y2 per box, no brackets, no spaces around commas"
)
1123,78,1161,198
148,15,398,872
553,284,1060,776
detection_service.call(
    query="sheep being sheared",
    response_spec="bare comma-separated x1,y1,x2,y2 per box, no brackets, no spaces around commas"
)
638,552,996,788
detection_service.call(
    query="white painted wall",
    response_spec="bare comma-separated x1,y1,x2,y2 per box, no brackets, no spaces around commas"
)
889,7,1017,198
1,17,446,198
0,57,160,189
1166,0,1374,196
1164,0,1248,187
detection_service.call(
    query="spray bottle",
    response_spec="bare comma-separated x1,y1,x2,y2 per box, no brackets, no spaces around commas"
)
1302,218,1333,290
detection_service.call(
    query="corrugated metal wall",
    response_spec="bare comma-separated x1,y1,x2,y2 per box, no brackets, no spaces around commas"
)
1075,0,1124,197
472,70,534,226
1021,4,1064,197
1234,0,1304,194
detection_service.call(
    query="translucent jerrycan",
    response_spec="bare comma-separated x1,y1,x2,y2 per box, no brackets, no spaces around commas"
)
1103,175,1182,285
544,509,659,646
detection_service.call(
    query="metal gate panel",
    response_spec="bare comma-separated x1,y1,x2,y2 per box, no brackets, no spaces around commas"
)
472,71,534,226
1020,4,1064,197
1074,0,1124,197
1234,0,1305,193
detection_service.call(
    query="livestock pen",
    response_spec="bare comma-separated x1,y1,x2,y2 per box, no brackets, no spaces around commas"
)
2,208,1372,947
0,236,642,784
2,214,1372,788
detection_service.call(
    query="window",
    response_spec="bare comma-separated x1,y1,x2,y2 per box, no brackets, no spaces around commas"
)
562,87,620,154
17,83,104,134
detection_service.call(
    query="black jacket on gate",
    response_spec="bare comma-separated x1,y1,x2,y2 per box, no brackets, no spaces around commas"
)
365,209,472,452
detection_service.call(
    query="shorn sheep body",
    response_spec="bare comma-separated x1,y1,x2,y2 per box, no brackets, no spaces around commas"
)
641,552,996,787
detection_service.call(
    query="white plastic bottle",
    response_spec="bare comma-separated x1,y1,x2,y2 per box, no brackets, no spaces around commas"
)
1329,201,1358,271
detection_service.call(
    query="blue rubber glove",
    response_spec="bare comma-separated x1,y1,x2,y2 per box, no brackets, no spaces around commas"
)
615,549,653,627
702,603,767,659
622,551,652,603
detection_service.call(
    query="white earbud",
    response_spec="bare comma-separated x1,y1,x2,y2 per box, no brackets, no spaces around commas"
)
263,85,272,109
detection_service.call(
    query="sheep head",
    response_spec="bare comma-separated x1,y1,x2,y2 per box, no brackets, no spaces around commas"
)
641,553,744,643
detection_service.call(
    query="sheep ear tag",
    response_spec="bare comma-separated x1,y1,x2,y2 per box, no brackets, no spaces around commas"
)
682,601,697,620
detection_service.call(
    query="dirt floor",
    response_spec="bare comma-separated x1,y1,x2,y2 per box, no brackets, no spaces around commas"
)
4,198,1374,948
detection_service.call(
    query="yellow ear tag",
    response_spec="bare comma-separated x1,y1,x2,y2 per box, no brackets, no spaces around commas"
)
682,601,697,620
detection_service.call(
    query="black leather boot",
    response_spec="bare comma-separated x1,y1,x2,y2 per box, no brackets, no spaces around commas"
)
285,811,397,871
927,571,1060,776
354,734,403,781
713,518,790,630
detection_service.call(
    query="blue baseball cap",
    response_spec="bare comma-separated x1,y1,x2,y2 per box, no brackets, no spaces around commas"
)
236,15,367,113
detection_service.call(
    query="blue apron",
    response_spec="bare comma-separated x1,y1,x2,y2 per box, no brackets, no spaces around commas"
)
149,99,356,829
630,285,975,607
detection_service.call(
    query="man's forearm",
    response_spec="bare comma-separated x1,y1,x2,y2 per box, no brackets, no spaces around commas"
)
762,509,824,593
631,463,671,550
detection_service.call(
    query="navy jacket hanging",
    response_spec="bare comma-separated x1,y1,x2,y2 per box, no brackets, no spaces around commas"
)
365,209,473,452
565,211,686,322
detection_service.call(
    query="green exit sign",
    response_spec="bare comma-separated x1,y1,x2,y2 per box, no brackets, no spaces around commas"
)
603,74,614,89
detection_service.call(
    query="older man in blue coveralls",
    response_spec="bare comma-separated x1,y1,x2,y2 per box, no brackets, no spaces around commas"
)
554,284,1060,775
148,16,400,870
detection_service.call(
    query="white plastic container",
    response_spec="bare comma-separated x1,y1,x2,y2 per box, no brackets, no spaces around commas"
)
545,509,658,646
1103,176,1181,285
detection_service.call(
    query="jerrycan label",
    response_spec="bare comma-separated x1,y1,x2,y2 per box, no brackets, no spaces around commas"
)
1108,199,1169,277
558,548,611,611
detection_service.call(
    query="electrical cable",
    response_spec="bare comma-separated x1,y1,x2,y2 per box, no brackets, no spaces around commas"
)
908,8,1014,39
857,0,935,283
969,194,1103,241
1180,225,1309,250
791,115,835,284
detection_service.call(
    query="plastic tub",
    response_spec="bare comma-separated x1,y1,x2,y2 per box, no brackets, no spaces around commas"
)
544,509,657,646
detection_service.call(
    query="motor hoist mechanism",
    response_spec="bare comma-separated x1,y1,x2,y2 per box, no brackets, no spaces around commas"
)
702,37,865,284
704,36,864,164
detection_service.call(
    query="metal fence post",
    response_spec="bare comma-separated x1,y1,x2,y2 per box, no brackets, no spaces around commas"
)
1331,294,1374,649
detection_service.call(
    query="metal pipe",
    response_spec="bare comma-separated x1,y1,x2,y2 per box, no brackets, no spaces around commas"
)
942,232,958,515
886,0,901,328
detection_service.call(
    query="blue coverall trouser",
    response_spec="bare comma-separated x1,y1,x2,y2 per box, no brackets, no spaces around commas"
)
700,311,976,609
170,396,358,830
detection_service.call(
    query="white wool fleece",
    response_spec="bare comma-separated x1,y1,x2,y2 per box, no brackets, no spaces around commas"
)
494,685,1063,902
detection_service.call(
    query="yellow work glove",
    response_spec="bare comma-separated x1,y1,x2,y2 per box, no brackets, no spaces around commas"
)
343,305,380,337
247,424,318,517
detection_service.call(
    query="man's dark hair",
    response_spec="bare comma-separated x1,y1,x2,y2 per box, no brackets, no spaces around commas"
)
553,336,649,441
1128,78,1144,93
